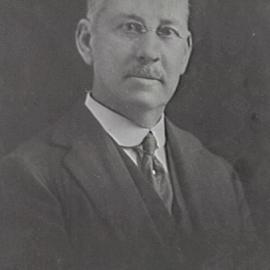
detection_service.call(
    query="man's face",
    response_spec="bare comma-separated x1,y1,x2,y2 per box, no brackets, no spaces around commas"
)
89,0,191,116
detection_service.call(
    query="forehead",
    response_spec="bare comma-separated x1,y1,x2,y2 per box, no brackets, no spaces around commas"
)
100,0,188,26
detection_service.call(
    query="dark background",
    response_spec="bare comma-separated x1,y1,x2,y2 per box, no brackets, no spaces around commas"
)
1,0,270,240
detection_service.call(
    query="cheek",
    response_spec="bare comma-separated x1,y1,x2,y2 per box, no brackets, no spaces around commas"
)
164,45,187,78
165,57,182,81
92,47,117,79
94,37,132,75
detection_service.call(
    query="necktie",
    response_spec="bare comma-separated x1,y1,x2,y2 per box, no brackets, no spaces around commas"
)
136,131,173,214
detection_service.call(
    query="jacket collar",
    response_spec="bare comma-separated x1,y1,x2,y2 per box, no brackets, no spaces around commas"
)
84,93,166,148
51,101,241,265
51,99,180,255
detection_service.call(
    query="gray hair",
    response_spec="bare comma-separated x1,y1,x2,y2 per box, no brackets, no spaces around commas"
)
86,0,107,22
86,0,190,24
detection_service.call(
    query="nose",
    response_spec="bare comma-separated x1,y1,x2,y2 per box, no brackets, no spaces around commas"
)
135,32,161,65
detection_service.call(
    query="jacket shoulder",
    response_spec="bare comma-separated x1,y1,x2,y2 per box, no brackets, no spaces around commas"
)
167,119,234,175
0,127,67,191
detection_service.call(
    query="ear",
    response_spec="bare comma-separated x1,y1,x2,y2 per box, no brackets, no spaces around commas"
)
75,18,93,66
179,33,193,74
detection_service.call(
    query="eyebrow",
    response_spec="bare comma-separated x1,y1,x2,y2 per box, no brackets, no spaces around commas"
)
117,13,185,28
117,13,146,24
160,19,182,26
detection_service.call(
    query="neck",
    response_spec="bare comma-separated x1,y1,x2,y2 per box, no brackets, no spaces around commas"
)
91,92,164,129
122,106,164,128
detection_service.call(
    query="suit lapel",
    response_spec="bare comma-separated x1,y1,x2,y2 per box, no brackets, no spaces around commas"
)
166,119,238,238
51,100,165,246
166,143,193,236
166,118,211,230
166,119,241,265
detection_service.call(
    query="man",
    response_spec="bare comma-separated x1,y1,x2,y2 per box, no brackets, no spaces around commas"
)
0,0,262,269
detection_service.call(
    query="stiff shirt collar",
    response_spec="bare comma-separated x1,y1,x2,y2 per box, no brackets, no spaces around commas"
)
85,93,166,148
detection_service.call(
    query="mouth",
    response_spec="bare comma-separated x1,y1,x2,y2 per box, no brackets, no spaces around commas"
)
126,74,163,83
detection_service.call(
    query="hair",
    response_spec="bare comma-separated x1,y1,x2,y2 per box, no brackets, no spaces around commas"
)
86,0,107,22
86,0,190,24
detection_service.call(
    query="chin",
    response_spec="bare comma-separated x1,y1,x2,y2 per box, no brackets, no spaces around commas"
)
121,81,170,109
128,92,166,111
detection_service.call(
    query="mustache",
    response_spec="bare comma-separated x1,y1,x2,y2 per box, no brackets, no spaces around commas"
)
125,66,164,82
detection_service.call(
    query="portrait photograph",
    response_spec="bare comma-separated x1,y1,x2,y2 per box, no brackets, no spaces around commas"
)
0,0,269,269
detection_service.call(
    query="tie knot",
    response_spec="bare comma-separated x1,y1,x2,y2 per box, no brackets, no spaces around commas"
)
141,132,158,156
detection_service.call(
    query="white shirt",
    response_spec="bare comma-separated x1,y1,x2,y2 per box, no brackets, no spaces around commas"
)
85,93,168,172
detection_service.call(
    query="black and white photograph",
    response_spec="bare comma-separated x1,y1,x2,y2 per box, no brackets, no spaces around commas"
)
0,0,270,269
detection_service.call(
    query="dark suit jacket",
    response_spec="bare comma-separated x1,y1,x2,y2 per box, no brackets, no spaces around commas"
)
0,100,260,270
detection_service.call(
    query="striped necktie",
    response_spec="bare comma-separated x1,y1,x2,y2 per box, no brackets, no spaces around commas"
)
136,131,173,214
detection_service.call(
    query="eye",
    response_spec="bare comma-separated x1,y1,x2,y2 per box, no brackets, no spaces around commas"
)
121,22,145,34
157,26,181,39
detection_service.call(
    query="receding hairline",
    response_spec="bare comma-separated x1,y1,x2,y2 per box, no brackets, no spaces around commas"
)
86,0,107,19
86,0,190,22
